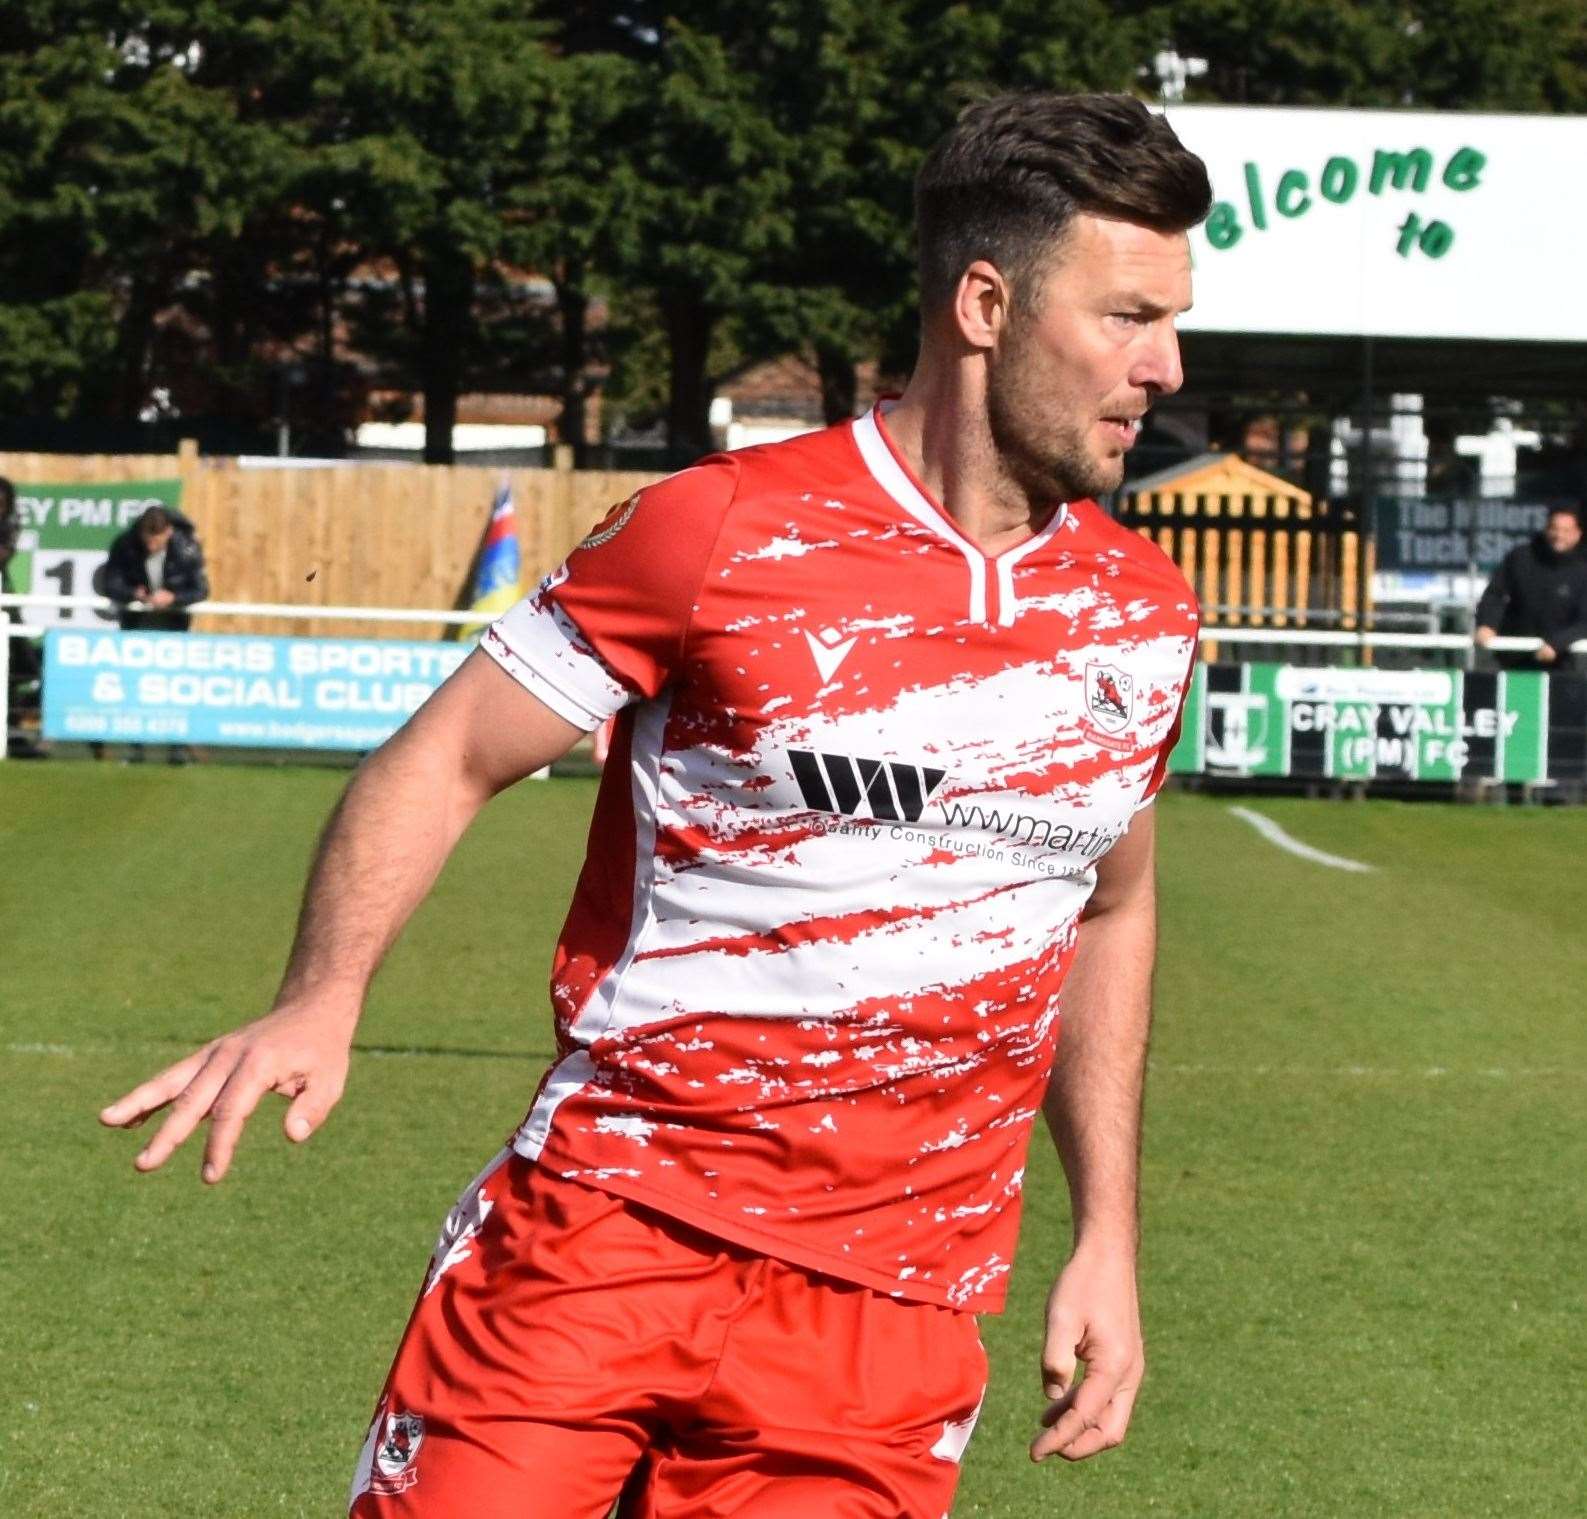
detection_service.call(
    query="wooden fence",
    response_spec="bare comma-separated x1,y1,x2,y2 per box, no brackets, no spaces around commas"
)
2,445,1369,644
0,444,649,639
1115,486,1372,641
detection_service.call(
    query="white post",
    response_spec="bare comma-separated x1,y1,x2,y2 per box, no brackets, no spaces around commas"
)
0,625,11,761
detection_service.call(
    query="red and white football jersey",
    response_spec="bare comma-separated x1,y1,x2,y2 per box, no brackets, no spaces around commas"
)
481,404,1197,1312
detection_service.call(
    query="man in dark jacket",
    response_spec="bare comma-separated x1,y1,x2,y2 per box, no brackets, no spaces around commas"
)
1,476,43,734
1474,504,1587,669
0,475,18,575
103,506,209,631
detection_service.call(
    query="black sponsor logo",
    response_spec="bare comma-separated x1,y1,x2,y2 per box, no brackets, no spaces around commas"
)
786,749,1125,876
787,749,947,823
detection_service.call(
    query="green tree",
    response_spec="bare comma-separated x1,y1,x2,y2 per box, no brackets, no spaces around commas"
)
598,13,796,462
1126,1,1413,106
736,0,1153,426
122,4,319,439
567,1,1154,457
284,0,552,462
0,3,260,420
507,42,649,464
1406,0,1587,111
1131,0,1587,111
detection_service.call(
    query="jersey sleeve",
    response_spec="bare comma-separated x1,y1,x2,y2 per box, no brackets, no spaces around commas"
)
481,457,739,729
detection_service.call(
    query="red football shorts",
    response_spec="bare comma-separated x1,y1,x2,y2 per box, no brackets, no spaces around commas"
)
349,1149,987,1518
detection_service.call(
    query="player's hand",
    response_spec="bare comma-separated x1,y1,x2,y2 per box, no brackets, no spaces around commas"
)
1030,1242,1144,1463
149,588,176,609
97,1000,359,1184
1536,642,1558,664
1473,627,1496,648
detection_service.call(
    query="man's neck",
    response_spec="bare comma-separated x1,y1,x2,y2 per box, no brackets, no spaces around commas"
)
880,367,1055,556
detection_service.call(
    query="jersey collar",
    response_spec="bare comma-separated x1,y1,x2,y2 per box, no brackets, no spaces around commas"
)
851,402,1070,628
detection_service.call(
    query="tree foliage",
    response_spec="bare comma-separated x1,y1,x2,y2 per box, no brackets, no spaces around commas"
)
0,1,1581,455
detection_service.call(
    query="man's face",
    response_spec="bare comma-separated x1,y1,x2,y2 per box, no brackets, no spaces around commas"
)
140,526,173,554
985,214,1192,502
1545,511,1582,554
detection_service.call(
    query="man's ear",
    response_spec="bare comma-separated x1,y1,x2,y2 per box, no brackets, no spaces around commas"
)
951,260,1010,353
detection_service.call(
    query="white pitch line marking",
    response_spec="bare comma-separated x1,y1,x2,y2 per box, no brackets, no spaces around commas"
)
1151,1063,1583,1080
1226,805,1374,873
4,1038,541,1061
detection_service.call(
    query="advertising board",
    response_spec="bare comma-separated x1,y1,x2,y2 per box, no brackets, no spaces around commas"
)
42,629,468,750
1168,662,1585,783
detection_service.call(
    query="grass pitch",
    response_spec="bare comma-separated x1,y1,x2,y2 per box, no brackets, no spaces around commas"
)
2,764,1584,1516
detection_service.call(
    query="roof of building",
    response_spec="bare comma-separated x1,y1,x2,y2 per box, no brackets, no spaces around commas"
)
1125,450,1312,503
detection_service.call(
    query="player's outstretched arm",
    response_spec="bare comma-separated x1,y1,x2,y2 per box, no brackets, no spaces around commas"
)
98,650,585,1183
1031,806,1157,1464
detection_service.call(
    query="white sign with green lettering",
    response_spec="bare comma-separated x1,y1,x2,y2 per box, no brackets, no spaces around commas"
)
1167,105,1587,341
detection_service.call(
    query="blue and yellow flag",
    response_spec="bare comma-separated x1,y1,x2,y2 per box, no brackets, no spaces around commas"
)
461,481,523,639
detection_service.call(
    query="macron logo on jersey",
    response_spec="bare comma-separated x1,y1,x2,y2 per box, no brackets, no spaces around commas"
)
804,626,858,683
788,749,948,824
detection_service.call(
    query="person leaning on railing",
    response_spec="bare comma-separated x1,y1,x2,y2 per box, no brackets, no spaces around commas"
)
1473,502,1587,670
102,504,210,763
103,505,210,632
0,476,43,726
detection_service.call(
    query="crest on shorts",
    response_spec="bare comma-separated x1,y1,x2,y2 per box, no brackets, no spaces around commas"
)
579,491,641,551
1085,662,1134,735
370,1410,425,1495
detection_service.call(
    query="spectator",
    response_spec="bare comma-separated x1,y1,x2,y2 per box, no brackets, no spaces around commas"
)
1,476,44,743
104,505,209,631
1474,503,1587,669
0,476,20,611
104,504,208,763
0,476,16,569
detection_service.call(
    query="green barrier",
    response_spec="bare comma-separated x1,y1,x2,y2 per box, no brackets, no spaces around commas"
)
1168,663,1584,784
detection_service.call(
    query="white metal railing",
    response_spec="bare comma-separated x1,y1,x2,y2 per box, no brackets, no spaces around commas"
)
1198,626,1546,651
0,591,480,627
2,592,1579,761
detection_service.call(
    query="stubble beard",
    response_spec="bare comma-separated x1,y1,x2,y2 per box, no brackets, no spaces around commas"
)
985,330,1122,505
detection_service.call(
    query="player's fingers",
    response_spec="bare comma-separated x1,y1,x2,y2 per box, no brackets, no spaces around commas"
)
1032,1361,1142,1463
1034,1363,1120,1456
1041,1315,1080,1400
99,1046,215,1128
1038,1400,1132,1463
200,1058,275,1184
130,1049,236,1172
283,1071,345,1143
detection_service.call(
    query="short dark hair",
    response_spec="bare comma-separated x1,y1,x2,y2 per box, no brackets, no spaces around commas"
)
915,92,1213,316
1547,503,1582,523
0,476,14,514
137,506,172,536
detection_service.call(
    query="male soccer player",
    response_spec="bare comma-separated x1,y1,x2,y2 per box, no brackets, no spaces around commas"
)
102,92,1211,1517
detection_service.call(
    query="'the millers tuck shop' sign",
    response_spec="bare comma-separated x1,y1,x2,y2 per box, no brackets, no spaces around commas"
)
1165,106,1587,343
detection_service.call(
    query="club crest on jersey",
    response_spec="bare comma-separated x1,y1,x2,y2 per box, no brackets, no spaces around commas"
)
579,491,641,551
1084,662,1135,747
370,1409,425,1495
